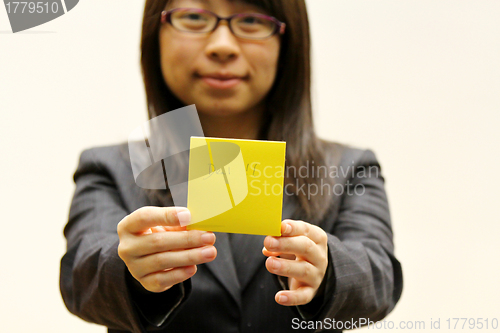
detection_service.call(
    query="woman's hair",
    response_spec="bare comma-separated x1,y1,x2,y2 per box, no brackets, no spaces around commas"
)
140,0,337,224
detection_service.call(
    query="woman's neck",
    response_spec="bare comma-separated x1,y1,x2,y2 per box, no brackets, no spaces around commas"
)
198,105,265,140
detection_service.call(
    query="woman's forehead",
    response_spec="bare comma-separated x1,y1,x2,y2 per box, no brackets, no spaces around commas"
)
167,0,267,13
170,0,239,4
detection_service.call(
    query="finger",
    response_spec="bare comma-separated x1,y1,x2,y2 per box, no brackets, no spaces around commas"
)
132,245,217,278
265,257,320,287
275,286,316,306
139,265,197,293
150,226,187,233
262,247,295,260
262,246,281,257
118,206,191,235
144,226,187,234
280,220,327,245
141,229,153,235
264,235,324,266
150,226,164,233
262,246,296,260
162,226,188,232
127,230,216,257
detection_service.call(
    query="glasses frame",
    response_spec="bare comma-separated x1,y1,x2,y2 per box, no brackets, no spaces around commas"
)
160,7,286,40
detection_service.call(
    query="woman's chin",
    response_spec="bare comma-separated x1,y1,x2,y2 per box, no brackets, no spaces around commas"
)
195,101,253,117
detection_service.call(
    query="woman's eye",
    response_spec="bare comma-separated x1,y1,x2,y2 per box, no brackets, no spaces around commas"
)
240,16,264,25
175,11,211,30
181,13,205,21
235,15,271,34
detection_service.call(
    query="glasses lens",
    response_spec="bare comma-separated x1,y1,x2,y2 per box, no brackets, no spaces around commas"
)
232,14,275,39
171,9,216,33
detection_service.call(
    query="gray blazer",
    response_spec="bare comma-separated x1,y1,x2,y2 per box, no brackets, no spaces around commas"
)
60,141,403,332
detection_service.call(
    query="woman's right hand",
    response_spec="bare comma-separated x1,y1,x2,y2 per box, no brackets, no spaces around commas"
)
117,206,217,293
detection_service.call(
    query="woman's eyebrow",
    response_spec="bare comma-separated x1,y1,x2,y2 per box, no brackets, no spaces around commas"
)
169,0,204,6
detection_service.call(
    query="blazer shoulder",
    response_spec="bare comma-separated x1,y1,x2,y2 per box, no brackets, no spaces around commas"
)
74,142,131,180
78,142,128,162
318,138,380,168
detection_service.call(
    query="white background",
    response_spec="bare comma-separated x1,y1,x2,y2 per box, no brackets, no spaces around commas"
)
1,1,499,332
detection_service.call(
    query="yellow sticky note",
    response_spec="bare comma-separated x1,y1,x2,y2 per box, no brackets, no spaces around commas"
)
186,136,286,236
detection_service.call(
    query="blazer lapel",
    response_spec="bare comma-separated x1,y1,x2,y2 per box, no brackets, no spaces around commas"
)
204,232,242,309
229,233,266,291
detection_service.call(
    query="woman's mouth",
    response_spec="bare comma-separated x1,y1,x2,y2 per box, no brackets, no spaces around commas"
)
197,73,247,89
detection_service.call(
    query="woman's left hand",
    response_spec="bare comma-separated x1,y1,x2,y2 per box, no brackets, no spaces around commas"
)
263,219,329,306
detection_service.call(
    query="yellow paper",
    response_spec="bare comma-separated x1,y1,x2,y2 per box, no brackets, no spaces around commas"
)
186,136,286,236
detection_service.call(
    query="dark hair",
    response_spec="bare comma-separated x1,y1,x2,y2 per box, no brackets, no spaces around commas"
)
140,0,338,224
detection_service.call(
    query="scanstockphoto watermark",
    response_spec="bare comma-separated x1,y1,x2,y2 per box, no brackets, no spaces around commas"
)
241,160,381,181
203,160,380,199
292,318,426,330
292,317,499,330
127,104,381,212
291,318,396,330
250,178,366,199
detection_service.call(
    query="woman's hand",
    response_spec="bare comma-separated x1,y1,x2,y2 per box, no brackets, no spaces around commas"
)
117,206,217,293
263,219,328,306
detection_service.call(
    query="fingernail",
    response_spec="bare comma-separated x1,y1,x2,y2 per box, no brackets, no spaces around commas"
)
269,237,279,249
177,210,191,226
201,247,215,259
272,258,281,270
201,232,215,244
279,294,288,303
283,223,292,235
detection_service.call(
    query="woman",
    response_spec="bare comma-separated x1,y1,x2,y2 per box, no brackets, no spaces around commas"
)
60,0,403,332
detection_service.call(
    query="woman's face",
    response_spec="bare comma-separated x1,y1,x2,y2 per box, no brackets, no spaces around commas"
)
159,0,281,117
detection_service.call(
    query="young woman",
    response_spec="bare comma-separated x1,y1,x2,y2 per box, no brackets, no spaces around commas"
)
60,0,403,332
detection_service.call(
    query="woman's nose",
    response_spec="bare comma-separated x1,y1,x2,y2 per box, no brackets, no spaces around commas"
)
204,22,240,63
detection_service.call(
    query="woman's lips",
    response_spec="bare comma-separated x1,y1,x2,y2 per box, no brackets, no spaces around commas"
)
199,75,245,89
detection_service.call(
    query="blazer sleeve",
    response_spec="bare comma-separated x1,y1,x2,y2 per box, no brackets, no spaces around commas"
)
296,148,403,327
59,148,191,332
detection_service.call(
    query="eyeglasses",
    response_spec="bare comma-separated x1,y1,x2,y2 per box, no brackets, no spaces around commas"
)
161,8,286,40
